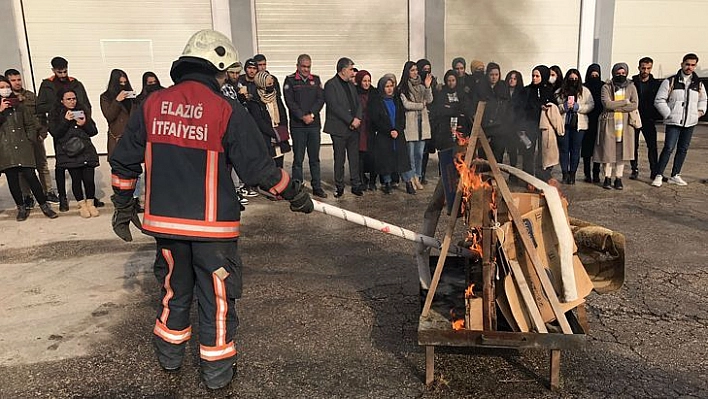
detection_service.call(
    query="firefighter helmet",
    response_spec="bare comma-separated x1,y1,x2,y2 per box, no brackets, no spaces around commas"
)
181,30,239,72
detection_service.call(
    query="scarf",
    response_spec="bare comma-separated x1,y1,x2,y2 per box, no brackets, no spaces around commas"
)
613,86,625,142
255,71,279,126
407,75,425,103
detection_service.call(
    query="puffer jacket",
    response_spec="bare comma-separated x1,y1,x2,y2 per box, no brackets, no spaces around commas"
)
0,103,40,171
654,71,707,127
48,106,100,169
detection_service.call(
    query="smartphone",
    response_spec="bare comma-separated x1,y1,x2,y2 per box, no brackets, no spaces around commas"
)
568,95,575,104
5,97,20,107
125,91,137,99
72,110,85,119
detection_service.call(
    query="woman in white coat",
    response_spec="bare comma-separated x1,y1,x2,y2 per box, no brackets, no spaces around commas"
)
555,68,594,184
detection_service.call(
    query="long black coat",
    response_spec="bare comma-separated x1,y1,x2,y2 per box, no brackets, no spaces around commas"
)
246,96,288,158
368,93,409,175
49,106,100,169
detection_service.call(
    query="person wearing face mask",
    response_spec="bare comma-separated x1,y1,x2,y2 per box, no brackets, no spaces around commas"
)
135,71,165,107
582,64,603,183
555,69,594,184
417,59,438,185
512,65,555,180
246,70,290,168
0,75,59,221
593,62,638,190
101,69,135,158
549,65,564,93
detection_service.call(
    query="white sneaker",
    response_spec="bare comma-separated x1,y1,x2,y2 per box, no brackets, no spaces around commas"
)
668,175,688,186
651,175,663,187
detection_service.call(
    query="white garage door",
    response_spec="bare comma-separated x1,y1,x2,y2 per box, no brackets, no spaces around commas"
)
22,0,214,155
612,0,708,79
445,0,581,81
253,0,410,142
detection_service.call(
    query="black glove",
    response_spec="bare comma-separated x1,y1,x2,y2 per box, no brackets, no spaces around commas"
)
111,195,143,242
288,184,314,214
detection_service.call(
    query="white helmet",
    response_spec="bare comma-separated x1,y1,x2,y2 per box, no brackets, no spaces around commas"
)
181,30,239,71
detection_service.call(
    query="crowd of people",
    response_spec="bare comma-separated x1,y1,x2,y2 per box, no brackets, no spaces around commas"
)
1,49,706,221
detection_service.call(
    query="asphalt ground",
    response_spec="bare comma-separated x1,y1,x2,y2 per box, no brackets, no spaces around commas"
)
0,125,706,398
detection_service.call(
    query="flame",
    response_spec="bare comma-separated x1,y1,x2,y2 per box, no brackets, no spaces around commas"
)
450,309,465,330
465,284,476,299
453,130,469,146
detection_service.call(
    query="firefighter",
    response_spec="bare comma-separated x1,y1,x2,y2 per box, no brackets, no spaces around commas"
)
109,30,313,390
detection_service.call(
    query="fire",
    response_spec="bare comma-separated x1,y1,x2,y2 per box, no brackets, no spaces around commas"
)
453,130,469,146
450,309,465,331
465,284,476,299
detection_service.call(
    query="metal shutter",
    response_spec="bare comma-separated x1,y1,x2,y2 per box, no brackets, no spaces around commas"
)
22,0,213,155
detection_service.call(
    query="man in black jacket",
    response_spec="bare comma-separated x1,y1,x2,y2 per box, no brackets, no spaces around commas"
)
283,54,327,198
324,57,363,197
630,57,662,180
109,30,313,390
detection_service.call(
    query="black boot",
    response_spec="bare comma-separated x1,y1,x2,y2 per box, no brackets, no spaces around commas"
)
583,158,591,182
593,171,601,184
94,198,105,208
614,178,624,190
629,169,638,180
602,177,612,189
382,182,392,194
562,172,569,184
59,195,69,212
39,203,58,219
16,205,29,221
569,172,576,185
405,181,416,195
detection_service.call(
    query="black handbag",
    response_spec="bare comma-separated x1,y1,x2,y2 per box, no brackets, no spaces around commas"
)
62,136,85,157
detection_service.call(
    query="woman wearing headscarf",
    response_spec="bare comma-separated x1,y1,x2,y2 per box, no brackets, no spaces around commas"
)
594,62,638,190
0,75,58,220
355,70,376,190
49,87,100,218
555,69,594,184
246,70,289,168
134,71,165,107
583,64,603,182
369,75,415,194
431,70,471,152
399,61,433,191
512,65,555,180
100,69,134,158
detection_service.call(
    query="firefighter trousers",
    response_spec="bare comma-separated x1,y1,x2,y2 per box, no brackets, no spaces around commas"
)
152,238,242,383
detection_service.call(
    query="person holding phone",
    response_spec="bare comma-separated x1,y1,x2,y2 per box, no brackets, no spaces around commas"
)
399,60,433,192
0,75,58,221
49,88,100,217
101,69,135,157
555,69,595,184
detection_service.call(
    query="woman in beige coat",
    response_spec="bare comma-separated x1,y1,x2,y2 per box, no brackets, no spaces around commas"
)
593,63,638,190
399,61,433,191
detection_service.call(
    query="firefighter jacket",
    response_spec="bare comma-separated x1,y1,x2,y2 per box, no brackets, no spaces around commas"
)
109,72,293,241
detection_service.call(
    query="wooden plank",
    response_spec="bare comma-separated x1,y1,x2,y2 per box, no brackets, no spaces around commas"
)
421,103,486,318
482,187,496,331
508,259,548,333
549,350,561,390
475,128,573,334
425,346,435,386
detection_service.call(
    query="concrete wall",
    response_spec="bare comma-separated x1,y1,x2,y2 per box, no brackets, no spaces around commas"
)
611,0,708,79
229,0,256,60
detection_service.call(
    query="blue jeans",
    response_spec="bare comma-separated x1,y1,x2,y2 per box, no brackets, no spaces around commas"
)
656,125,694,177
381,170,414,183
407,140,426,179
291,126,323,189
557,128,585,173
